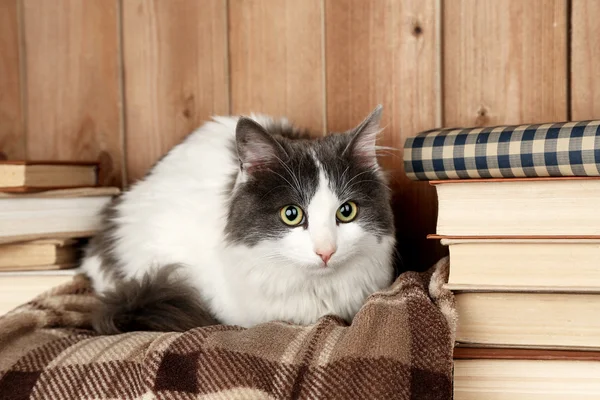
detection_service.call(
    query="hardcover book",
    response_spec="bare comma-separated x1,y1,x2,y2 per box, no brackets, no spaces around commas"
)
0,239,79,271
432,177,600,236
0,161,98,192
0,187,120,244
453,290,600,349
0,269,79,315
404,120,600,181
453,348,600,399
439,238,600,288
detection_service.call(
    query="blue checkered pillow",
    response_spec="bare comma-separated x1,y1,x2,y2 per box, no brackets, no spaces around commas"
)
403,121,600,181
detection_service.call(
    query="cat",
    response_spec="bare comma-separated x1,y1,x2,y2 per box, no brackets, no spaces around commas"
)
82,105,396,333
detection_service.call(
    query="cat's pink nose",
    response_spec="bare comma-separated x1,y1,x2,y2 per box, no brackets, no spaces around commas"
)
316,247,336,265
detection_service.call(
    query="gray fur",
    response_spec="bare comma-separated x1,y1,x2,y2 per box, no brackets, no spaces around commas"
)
226,119,320,245
86,197,124,283
89,201,220,334
92,264,218,334
226,106,394,246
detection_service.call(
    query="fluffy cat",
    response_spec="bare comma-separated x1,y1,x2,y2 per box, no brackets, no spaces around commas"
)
82,105,396,333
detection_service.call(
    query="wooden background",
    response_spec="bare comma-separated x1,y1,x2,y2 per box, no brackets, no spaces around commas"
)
1,0,598,270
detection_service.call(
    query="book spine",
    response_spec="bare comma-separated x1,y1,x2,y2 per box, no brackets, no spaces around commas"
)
404,120,600,181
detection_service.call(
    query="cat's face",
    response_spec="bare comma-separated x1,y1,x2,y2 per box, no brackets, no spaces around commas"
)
226,106,395,274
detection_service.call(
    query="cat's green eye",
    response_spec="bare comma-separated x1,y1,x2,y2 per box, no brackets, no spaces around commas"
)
280,205,304,226
336,201,358,223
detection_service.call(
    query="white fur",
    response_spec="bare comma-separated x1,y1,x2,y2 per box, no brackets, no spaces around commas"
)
82,116,395,328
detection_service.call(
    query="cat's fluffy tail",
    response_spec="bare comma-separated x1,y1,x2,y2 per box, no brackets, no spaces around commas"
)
92,264,218,334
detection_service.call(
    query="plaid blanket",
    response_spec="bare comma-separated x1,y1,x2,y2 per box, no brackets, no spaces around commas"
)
404,120,600,180
0,258,455,400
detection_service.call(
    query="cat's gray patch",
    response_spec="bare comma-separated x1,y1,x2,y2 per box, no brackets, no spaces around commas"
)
314,134,394,237
92,264,218,334
86,196,125,283
226,110,394,246
226,129,320,246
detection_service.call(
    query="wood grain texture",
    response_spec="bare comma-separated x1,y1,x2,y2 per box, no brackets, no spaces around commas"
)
0,0,24,159
122,0,229,182
22,0,123,186
571,0,600,120
229,0,324,134
326,0,443,271
444,0,567,127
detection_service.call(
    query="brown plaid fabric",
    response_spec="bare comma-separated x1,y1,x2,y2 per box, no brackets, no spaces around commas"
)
0,257,455,400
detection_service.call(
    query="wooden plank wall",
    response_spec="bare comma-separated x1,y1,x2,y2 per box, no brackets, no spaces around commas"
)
1,0,599,269
444,0,567,127
122,0,229,182
0,0,24,160
22,0,123,186
229,0,325,134
571,0,600,120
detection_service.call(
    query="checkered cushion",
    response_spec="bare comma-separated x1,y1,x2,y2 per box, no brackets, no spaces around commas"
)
404,121,600,181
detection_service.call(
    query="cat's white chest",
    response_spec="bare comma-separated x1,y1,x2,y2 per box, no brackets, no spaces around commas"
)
212,269,349,327
206,245,392,328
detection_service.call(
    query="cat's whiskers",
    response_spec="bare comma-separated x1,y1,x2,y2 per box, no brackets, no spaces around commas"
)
340,165,350,184
244,250,323,272
339,170,373,196
340,179,389,201
266,169,302,198
259,185,289,201
273,155,303,196
374,150,403,164
374,145,399,153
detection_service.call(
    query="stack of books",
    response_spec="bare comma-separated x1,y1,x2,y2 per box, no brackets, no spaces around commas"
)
0,161,119,314
404,121,600,399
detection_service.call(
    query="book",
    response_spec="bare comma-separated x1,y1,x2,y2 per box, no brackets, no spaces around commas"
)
433,177,600,236
403,120,600,181
0,269,79,315
440,238,600,288
0,161,98,191
453,290,600,349
0,187,120,244
0,239,79,270
453,347,600,399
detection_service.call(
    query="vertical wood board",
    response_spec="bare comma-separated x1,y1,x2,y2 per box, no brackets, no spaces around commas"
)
122,0,229,182
23,0,123,186
571,0,600,120
229,0,325,134
0,0,24,159
443,0,567,127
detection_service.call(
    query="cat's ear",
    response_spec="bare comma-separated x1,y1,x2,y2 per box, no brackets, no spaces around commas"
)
236,117,286,173
344,105,383,167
